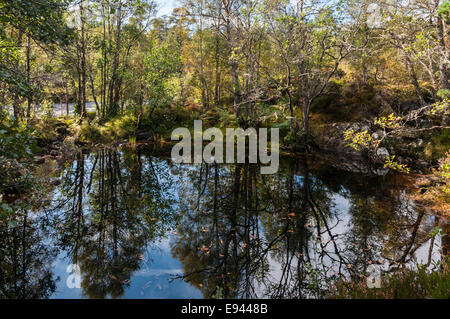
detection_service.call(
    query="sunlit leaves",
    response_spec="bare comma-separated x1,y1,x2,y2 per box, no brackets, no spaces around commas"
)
373,113,402,129
344,129,373,151
144,39,182,103
383,156,410,173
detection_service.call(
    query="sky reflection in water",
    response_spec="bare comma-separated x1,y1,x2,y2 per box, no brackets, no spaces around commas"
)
0,148,445,299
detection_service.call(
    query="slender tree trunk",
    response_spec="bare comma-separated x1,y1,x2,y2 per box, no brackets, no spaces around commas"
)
214,17,221,108
436,5,449,90
405,54,426,106
298,61,309,144
198,0,210,109
302,100,310,140
65,84,69,116
223,2,241,119
286,64,298,141
101,0,107,120
26,35,32,118
12,31,23,119
79,0,87,119
107,1,123,117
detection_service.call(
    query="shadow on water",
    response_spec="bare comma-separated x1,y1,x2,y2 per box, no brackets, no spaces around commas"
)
0,147,447,299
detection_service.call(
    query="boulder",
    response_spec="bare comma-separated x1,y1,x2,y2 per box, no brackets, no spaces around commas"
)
376,147,390,160
360,124,370,132
372,130,384,140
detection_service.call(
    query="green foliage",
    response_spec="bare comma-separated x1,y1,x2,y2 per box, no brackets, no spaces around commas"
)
144,40,182,103
428,98,450,116
384,156,410,173
79,113,139,143
329,259,450,299
0,112,37,160
271,119,293,143
0,111,40,218
427,129,450,160
40,100,55,120
0,0,73,45
438,1,450,17
139,105,194,140
0,0,73,102
437,89,450,99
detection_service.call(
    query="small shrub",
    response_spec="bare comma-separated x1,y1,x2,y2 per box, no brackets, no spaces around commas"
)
328,259,449,299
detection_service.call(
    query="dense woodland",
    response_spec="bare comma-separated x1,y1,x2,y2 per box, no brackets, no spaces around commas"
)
0,1,448,128
1,1,449,195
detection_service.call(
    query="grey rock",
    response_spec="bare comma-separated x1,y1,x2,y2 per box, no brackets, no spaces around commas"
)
376,147,390,160
360,124,370,132
372,130,384,140
349,123,360,131
374,168,389,176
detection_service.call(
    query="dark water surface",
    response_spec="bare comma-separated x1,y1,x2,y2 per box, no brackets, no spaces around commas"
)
1,147,447,299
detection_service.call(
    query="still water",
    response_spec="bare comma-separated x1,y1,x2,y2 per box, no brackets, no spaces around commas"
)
0,147,447,299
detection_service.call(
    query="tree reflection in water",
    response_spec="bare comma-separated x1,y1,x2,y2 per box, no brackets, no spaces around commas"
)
1,148,446,299
171,158,447,299
0,209,58,298
50,148,176,298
